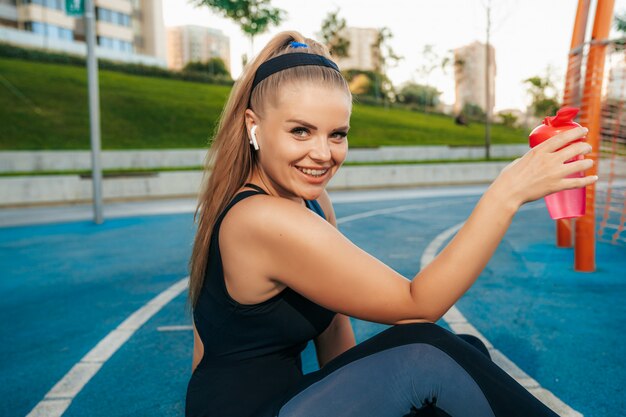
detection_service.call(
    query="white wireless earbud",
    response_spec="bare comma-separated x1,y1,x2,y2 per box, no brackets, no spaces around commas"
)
249,125,260,151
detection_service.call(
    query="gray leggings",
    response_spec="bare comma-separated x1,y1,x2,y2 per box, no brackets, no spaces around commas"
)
259,323,558,417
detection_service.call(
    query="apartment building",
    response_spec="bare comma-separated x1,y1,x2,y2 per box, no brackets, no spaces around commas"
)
332,27,380,72
453,41,496,116
0,0,166,65
166,25,230,73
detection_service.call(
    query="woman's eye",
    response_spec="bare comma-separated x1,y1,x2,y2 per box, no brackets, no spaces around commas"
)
291,127,309,137
332,131,348,140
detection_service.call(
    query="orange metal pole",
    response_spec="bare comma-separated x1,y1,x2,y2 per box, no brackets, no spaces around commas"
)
558,0,591,248
575,0,616,272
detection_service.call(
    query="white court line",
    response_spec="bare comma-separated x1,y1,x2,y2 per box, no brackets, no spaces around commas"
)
26,278,189,417
157,325,193,332
336,197,477,225
420,204,583,417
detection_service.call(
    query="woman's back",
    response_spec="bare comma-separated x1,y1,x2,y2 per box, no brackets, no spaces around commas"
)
186,185,336,417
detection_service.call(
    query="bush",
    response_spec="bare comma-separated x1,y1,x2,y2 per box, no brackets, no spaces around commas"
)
342,68,394,102
352,94,382,106
0,42,234,85
498,112,519,128
461,102,486,122
183,58,229,77
397,82,441,109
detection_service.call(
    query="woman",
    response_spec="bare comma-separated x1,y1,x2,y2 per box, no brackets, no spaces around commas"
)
185,31,595,417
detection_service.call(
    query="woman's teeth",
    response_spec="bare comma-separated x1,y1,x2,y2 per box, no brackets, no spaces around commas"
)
296,167,328,177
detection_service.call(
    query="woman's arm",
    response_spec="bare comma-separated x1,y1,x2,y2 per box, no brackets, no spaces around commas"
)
234,127,595,325
398,179,517,323
191,322,204,373
408,127,594,320
314,313,356,367
313,190,356,367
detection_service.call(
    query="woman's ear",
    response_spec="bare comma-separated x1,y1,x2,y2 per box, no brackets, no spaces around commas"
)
244,109,259,133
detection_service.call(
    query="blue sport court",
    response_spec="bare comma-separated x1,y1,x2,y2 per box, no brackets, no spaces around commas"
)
1,185,624,417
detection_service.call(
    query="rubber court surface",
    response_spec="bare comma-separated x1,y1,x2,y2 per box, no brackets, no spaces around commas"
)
1,185,624,417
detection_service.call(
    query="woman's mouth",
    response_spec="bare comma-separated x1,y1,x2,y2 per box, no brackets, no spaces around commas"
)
294,166,331,183
295,166,329,177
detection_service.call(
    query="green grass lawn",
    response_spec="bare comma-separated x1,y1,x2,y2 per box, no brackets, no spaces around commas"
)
0,57,529,150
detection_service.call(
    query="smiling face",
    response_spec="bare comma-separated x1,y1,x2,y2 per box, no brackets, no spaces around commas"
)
244,81,352,204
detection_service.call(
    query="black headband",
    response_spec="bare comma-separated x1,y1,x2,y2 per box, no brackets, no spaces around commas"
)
249,52,340,102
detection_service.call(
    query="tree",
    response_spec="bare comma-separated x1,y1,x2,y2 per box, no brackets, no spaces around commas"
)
615,10,626,51
371,27,402,105
414,45,440,86
498,111,518,128
441,49,466,76
193,0,285,59
524,74,560,117
318,9,350,58
347,73,371,95
398,82,441,110
342,69,389,100
411,45,447,112
183,57,230,77
615,11,626,33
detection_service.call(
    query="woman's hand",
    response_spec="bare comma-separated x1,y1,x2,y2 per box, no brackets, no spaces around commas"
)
493,126,598,208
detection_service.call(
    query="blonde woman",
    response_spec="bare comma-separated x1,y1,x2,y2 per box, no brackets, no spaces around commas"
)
185,31,594,417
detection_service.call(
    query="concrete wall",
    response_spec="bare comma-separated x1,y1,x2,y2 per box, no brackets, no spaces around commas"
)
0,162,510,206
0,149,208,172
346,144,528,162
1,158,622,206
0,145,529,173
327,162,509,189
3,146,619,207
0,171,201,206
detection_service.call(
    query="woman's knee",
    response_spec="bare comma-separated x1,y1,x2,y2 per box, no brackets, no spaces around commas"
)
456,334,491,359
385,323,491,360
385,322,458,345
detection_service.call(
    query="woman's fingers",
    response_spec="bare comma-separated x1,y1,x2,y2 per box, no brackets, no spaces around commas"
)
556,140,593,163
497,126,594,205
561,157,594,176
537,126,588,153
560,174,599,190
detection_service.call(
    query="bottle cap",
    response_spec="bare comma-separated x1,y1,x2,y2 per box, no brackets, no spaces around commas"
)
542,107,579,127
529,107,582,148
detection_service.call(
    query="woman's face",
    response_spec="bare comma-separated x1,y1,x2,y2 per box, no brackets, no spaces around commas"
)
245,82,351,203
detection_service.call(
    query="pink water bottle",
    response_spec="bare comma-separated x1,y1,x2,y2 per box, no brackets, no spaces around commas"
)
529,107,587,219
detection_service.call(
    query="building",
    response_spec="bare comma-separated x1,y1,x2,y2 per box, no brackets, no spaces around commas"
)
166,25,230,73
332,27,379,72
0,0,167,66
453,41,496,116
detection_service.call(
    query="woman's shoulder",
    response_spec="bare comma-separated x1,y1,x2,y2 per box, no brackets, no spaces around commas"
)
225,191,312,225
219,190,333,283
221,190,331,245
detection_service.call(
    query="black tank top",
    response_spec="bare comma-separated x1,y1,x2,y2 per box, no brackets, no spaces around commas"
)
186,183,337,417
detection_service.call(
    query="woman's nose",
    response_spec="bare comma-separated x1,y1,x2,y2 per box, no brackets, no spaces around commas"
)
310,136,331,161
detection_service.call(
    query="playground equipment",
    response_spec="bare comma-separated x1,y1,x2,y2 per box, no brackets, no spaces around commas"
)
558,0,626,271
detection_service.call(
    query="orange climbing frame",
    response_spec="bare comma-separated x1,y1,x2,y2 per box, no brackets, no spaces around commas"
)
558,0,591,248
574,0,616,272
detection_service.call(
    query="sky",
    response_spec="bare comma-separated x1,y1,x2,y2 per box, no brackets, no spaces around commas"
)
162,0,626,112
